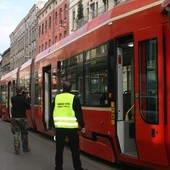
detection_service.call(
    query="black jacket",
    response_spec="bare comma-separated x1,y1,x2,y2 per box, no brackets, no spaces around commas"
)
11,94,31,118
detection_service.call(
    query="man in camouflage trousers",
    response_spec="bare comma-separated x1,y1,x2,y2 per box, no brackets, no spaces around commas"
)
11,86,31,155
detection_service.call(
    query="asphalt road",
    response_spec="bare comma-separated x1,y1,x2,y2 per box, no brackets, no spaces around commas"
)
0,119,142,170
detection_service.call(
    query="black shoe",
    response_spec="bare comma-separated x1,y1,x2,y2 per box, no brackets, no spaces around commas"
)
23,148,31,152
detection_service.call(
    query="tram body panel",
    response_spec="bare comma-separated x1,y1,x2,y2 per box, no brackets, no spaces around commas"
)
79,107,116,162
135,25,168,166
83,107,114,135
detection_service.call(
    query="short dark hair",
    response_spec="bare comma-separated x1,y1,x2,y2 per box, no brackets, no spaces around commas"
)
16,86,23,94
63,81,71,92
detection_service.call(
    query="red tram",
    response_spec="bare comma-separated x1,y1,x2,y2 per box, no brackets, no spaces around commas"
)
0,0,170,169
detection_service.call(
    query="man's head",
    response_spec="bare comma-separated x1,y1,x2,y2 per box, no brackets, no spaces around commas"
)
63,81,71,92
16,86,23,94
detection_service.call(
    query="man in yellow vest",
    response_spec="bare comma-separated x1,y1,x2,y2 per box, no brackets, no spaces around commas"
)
52,81,86,170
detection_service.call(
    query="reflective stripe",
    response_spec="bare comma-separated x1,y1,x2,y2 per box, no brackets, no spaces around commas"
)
54,122,78,127
54,117,78,128
53,117,77,121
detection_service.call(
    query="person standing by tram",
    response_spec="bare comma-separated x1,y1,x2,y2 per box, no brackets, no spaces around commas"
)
11,86,31,155
51,81,87,170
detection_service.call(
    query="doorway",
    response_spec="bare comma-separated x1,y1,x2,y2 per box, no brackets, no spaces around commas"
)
43,65,51,129
116,35,137,157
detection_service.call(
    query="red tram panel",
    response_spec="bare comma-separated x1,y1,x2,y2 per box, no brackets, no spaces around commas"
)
0,0,170,169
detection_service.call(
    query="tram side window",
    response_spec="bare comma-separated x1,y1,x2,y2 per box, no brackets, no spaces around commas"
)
1,85,6,104
61,54,84,104
19,74,30,95
60,60,67,84
85,45,108,106
139,39,158,124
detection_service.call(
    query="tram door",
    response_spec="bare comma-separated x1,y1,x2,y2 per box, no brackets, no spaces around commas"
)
116,35,137,157
135,26,168,165
43,66,51,129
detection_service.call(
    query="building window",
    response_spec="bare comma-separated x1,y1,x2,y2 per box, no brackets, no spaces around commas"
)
42,23,44,35
90,3,95,19
49,39,51,47
64,30,67,37
72,10,75,30
59,33,62,40
45,20,47,33
64,4,67,19
55,36,57,43
39,46,41,53
55,11,58,25
49,16,52,29
39,26,41,37
59,8,62,22
87,8,89,20
42,44,44,51
96,2,98,16
45,42,47,49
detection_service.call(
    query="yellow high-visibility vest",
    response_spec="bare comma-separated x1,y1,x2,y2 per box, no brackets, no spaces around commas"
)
53,93,78,128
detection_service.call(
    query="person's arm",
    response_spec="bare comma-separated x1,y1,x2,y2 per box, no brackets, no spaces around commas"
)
49,98,55,129
73,96,85,129
25,96,31,110
11,96,14,106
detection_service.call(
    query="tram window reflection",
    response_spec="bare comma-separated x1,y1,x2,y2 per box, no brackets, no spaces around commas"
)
1,86,6,104
139,39,158,124
85,59,108,106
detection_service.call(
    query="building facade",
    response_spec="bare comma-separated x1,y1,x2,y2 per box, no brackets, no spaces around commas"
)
37,0,68,53
0,48,10,76
69,0,117,33
9,1,46,70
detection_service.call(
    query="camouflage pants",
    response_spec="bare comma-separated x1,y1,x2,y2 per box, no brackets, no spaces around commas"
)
11,118,29,152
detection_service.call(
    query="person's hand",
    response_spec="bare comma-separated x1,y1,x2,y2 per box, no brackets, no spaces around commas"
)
26,94,30,99
81,127,85,134
53,136,56,141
